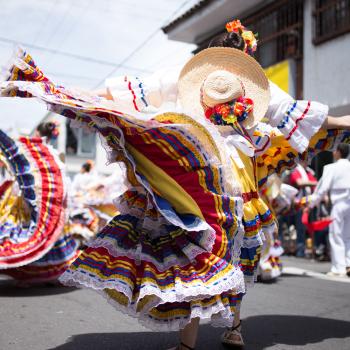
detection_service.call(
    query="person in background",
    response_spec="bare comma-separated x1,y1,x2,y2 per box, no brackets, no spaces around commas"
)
307,143,350,277
72,160,96,195
35,121,59,141
0,123,80,285
289,161,318,257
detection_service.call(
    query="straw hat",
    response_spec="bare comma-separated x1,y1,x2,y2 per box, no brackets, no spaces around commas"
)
178,47,270,128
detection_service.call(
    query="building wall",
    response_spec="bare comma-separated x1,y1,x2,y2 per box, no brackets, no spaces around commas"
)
38,115,113,177
303,0,350,114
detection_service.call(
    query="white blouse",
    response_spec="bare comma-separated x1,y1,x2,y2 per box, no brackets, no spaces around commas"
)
105,70,329,154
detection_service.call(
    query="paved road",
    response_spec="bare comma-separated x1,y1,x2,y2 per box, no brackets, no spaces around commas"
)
1,257,350,350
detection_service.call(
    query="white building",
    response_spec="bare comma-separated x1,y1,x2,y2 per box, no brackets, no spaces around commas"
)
35,114,114,178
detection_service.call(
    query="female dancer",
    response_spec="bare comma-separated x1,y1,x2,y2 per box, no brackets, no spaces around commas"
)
2,41,350,350
0,123,80,284
97,19,350,346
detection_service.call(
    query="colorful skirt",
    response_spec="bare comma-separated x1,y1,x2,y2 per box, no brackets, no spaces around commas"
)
1,49,249,330
0,130,66,268
5,229,80,283
258,230,283,281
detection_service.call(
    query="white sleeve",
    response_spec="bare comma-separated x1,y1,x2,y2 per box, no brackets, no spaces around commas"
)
310,166,332,207
266,81,329,153
72,174,82,193
105,67,179,113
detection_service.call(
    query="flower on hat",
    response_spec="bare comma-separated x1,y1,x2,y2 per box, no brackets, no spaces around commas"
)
225,19,244,33
202,96,254,127
215,104,231,118
233,101,245,116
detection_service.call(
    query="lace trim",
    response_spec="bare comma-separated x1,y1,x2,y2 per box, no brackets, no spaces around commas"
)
59,266,245,331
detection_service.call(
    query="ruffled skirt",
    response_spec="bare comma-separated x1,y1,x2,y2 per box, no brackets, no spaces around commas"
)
0,130,66,268
2,48,248,331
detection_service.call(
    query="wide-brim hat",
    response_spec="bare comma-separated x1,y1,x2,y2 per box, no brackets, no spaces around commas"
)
178,47,270,128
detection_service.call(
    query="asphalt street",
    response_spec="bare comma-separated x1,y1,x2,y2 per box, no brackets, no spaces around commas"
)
0,257,349,350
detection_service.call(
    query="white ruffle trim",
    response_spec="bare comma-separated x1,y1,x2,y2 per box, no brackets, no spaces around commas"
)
100,289,238,331
59,265,245,331
258,262,282,281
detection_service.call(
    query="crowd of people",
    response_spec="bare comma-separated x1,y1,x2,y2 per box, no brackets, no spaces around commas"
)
268,143,350,279
1,18,350,350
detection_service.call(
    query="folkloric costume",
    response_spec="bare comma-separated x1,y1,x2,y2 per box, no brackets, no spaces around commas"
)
1,47,265,330
1,42,350,330
69,164,124,244
0,129,79,283
103,20,350,284
259,176,298,280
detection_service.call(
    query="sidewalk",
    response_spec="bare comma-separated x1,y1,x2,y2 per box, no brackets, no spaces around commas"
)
281,256,350,283
281,256,331,274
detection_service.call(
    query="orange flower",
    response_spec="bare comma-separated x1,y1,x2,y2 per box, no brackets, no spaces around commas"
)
226,19,244,33
215,104,231,118
234,102,245,116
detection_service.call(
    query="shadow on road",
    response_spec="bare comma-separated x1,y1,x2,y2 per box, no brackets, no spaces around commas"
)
48,314,350,350
0,279,77,297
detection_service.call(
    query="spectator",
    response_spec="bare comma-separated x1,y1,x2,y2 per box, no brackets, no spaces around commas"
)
72,160,97,195
289,161,317,257
309,144,350,277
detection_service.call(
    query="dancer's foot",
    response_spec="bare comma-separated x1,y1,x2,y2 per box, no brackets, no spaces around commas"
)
221,321,244,347
168,317,198,350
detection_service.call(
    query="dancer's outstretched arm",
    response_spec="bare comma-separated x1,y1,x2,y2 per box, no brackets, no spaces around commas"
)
323,115,350,129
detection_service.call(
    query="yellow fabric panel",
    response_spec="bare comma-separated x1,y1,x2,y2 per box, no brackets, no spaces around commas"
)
231,150,256,193
256,129,328,185
125,142,204,220
264,60,289,94
256,132,293,184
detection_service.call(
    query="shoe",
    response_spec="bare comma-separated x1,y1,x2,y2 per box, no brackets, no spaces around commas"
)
221,321,244,347
326,271,347,278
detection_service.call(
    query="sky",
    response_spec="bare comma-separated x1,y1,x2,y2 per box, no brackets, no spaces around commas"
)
0,0,197,133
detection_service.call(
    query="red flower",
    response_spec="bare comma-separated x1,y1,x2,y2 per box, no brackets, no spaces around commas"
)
205,107,214,119
214,103,230,118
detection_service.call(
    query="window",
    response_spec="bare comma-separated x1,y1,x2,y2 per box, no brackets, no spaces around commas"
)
241,0,304,68
313,0,350,45
65,121,96,157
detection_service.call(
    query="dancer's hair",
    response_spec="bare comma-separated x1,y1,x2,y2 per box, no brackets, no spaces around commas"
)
337,143,349,158
36,122,57,140
82,162,92,173
208,31,245,50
